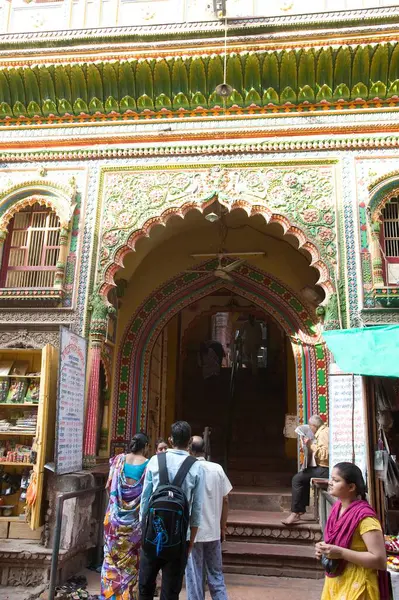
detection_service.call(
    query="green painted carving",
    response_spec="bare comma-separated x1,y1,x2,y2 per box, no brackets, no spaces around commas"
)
1,42,399,120
281,50,297,93
71,65,88,104
103,63,118,100
89,288,116,339
244,53,261,95
322,293,339,330
298,50,315,91
0,72,11,106
334,47,352,90
371,45,388,89
353,46,370,88
316,48,333,90
98,165,337,293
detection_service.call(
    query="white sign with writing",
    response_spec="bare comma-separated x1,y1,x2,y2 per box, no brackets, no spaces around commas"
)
55,327,87,475
329,372,366,477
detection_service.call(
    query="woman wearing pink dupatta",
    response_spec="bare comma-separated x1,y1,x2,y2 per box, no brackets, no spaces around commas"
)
316,463,388,600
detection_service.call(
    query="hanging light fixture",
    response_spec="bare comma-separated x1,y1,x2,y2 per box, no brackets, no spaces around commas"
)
215,13,233,97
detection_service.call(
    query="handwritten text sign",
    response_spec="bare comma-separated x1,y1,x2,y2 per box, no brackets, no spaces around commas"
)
329,373,366,477
55,327,87,475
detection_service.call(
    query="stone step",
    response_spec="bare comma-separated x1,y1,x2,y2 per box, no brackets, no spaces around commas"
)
229,486,292,510
222,541,324,579
227,510,322,545
228,470,293,488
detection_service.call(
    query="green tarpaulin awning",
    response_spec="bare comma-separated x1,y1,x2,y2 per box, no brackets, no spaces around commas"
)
323,325,399,378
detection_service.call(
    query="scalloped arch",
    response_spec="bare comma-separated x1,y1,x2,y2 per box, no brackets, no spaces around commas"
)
368,171,399,221
0,179,76,230
112,260,327,443
100,203,334,300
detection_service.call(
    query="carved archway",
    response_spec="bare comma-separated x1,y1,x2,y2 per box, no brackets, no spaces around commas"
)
97,164,337,303
111,262,328,451
0,179,77,231
368,171,399,221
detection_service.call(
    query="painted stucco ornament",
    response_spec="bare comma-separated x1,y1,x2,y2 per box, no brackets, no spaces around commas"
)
89,288,116,339
98,164,337,298
321,293,340,330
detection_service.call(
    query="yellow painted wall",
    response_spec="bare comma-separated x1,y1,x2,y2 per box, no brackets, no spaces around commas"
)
115,217,319,350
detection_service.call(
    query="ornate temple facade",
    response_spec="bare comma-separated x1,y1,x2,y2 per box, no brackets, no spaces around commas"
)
0,0,399,467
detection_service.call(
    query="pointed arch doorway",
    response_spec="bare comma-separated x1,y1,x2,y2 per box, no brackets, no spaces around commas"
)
112,262,328,483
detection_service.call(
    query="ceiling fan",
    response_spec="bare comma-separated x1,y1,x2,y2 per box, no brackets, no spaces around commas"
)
186,252,265,282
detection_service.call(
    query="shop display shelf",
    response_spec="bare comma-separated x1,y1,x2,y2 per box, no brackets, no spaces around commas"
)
0,431,36,436
0,462,34,467
0,403,39,407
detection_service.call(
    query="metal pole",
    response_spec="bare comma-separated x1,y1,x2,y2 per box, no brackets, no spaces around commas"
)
48,485,105,600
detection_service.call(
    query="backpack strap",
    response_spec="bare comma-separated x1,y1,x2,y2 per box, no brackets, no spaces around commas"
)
172,456,197,488
157,451,169,486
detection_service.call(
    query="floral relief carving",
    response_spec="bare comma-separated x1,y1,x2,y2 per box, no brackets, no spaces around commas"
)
0,329,59,348
99,164,337,291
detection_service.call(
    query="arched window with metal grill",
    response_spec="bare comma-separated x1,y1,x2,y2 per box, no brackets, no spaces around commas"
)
381,198,399,285
0,203,61,289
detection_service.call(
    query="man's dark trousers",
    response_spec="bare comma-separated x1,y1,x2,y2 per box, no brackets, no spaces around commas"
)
291,466,329,513
138,543,189,600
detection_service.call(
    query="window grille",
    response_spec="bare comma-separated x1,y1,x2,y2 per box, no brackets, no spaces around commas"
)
382,200,399,258
0,204,61,289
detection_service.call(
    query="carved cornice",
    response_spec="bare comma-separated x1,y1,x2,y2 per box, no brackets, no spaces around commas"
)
1,134,399,163
1,7,399,55
0,308,74,326
0,329,60,349
3,29,399,66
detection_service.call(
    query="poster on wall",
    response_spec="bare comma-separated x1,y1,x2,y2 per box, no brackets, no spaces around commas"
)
328,368,367,478
55,327,87,475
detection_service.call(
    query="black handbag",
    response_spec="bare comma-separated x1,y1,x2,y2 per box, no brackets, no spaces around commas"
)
320,555,340,575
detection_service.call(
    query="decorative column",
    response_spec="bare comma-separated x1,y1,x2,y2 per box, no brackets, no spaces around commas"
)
83,290,116,468
0,229,7,271
83,340,102,467
370,221,384,286
54,225,70,291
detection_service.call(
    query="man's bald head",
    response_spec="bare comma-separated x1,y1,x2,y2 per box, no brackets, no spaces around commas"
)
190,436,205,456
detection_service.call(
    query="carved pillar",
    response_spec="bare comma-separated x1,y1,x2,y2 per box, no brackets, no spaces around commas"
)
54,225,70,290
83,339,102,467
370,221,384,286
83,290,115,467
0,229,7,274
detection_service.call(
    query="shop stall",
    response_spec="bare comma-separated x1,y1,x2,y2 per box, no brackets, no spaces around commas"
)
0,345,58,539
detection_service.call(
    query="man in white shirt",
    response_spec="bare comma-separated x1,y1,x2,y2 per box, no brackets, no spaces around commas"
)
185,436,232,600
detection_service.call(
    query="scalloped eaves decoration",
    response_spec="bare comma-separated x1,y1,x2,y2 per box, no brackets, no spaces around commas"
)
1,43,399,123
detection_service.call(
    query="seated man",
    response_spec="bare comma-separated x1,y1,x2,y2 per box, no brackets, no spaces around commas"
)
283,414,329,526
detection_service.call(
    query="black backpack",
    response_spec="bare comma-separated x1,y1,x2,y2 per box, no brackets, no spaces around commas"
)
142,452,197,560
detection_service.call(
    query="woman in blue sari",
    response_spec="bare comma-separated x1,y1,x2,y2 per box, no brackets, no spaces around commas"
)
101,432,149,600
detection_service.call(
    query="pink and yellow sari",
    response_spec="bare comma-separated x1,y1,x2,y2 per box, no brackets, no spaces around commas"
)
100,454,146,600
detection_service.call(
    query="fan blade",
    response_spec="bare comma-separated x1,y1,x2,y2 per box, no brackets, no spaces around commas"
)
215,270,234,282
223,259,246,272
185,270,212,274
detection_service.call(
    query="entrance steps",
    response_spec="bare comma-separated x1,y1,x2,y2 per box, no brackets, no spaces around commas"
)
222,541,322,579
227,510,322,545
229,486,292,511
223,487,324,579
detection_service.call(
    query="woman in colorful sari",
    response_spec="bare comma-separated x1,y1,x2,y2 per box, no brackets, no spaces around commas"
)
101,432,150,600
316,462,388,600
